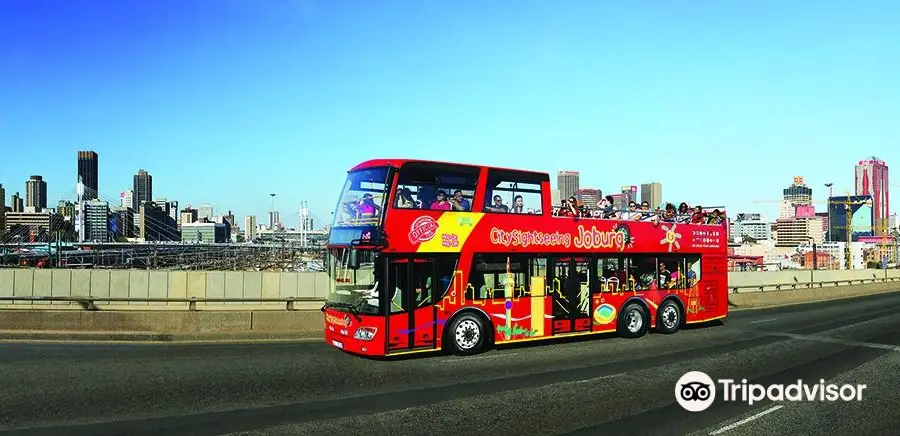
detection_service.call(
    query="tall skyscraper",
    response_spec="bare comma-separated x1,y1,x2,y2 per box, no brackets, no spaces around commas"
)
26,175,47,211
640,182,662,208
245,215,257,241
197,204,214,221
10,192,23,212
77,150,99,200
783,176,813,205
557,171,579,200
855,157,889,235
133,169,152,207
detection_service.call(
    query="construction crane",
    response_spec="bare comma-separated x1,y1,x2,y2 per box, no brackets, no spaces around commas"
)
752,195,888,269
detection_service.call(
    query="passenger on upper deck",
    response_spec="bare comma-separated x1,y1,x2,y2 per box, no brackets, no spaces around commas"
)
707,209,724,225
395,187,417,208
661,203,677,222
598,196,617,219
486,194,509,213
449,190,471,211
510,195,525,214
558,197,579,217
691,206,706,224
430,190,452,210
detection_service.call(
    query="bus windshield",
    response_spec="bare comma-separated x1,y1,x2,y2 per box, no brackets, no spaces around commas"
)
325,247,381,315
332,167,390,228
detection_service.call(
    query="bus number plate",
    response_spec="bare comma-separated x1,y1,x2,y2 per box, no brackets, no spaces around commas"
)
332,340,344,349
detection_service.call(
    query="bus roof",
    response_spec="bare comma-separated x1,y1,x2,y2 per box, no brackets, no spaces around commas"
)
349,158,549,178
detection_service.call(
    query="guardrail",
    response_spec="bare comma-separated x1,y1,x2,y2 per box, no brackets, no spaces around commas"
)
730,276,900,293
0,296,322,311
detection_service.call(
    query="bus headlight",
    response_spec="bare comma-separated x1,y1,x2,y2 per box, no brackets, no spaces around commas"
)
353,326,378,341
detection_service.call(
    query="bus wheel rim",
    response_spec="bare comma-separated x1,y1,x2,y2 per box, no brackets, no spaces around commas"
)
662,305,679,329
627,310,643,332
455,319,480,349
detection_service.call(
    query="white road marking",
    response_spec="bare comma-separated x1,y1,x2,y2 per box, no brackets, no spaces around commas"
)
709,405,784,435
766,331,900,352
749,318,778,324
563,372,628,385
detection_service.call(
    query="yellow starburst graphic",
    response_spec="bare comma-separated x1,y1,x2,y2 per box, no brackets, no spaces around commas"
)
659,223,682,252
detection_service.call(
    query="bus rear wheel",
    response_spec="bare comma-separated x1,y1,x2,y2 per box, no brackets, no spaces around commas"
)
618,302,648,339
655,299,682,334
447,312,489,356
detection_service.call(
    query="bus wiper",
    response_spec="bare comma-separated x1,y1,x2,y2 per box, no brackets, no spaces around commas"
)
321,301,362,321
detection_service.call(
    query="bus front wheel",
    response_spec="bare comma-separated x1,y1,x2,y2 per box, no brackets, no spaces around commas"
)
618,302,649,339
447,312,489,356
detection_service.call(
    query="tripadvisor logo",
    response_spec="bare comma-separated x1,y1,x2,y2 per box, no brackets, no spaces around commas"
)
675,371,867,412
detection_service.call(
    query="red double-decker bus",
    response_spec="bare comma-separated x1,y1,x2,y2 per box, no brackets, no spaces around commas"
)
323,159,728,357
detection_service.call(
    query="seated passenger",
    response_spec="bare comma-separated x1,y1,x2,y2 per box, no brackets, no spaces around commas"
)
430,190,452,210
677,202,691,223
357,193,380,219
620,201,641,221
662,203,677,222
510,195,525,214
449,189,471,211
707,209,724,225
691,206,706,224
395,187,417,208
486,195,509,213
558,197,579,217
657,262,672,288
598,196,618,219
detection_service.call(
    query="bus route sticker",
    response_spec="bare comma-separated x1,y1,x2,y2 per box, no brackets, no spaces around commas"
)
409,215,439,244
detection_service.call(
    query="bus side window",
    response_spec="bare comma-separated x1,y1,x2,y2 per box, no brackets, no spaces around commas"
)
467,254,527,299
658,255,683,289
485,169,546,214
597,257,625,294
394,163,479,212
685,255,701,287
435,256,460,300
627,256,655,290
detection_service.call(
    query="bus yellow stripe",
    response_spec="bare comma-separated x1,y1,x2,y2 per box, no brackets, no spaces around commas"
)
416,212,484,252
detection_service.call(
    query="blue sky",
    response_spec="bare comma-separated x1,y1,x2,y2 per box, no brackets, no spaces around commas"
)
2,0,899,229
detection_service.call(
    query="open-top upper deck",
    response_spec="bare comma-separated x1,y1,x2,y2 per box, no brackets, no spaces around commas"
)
330,159,728,253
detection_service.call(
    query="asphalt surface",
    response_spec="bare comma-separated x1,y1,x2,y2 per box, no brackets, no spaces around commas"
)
2,292,900,436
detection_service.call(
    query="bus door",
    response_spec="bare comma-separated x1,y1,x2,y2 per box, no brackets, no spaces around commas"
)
385,256,437,352
551,257,593,334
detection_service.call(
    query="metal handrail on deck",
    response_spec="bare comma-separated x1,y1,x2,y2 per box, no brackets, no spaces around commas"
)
730,276,900,294
0,296,322,311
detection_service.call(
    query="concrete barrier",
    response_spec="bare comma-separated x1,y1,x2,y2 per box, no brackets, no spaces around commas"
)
728,281,900,310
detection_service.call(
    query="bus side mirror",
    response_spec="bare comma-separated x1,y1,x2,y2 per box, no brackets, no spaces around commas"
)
348,247,360,270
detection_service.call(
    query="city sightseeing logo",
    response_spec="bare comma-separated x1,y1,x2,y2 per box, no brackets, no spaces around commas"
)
675,371,868,412
408,216,439,244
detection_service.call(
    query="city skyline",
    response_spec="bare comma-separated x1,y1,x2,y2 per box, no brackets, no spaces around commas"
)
3,2,900,223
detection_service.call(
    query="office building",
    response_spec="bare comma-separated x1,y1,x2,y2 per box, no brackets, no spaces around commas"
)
640,182,662,208
56,200,76,220
197,204,214,221
111,206,135,239
732,213,771,241
180,208,198,226
828,195,875,242
244,216,257,241
181,222,229,243
557,171,579,200
10,192,23,212
120,189,135,210
855,157,889,235
133,169,152,207
775,217,824,247
575,189,601,208
25,175,47,211
0,183,5,237
783,176,812,205
81,200,110,242
621,185,637,204
269,210,281,230
3,211,63,243
77,150,99,200
139,201,179,241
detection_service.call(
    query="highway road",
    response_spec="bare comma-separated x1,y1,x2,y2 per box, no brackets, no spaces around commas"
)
1,292,899,436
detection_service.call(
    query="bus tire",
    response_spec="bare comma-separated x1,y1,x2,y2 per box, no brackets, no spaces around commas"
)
655,299,682,334
447,312,489,356
618,302,648,339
